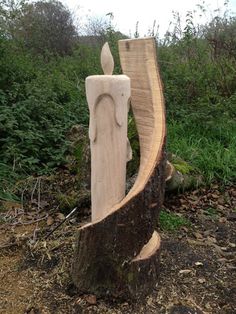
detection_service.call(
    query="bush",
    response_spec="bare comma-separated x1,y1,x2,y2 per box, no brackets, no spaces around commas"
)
0,40,93,199
156,5,236,184
0,4,126,200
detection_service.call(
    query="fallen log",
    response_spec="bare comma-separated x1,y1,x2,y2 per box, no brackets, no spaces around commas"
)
165,157,203,193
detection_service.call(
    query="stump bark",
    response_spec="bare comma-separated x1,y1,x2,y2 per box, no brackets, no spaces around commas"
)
71,37,166,299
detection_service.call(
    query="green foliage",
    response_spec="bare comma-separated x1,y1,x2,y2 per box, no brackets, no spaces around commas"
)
159,6,236,106
170,155,195,175
0,163,20,201
1,0,77,56
124,3,235,186
1,0,236,204
0,3,126,200
204,207,218,217
0,39,97,198
0,41,87,174
159,210,190,231
156,4,236,185
54,192,78,212
167,95,236,184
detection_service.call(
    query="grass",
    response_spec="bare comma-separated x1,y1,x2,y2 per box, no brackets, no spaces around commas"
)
204,207,218,217
167,108,236,185
159,210,190,231
0,163,20,203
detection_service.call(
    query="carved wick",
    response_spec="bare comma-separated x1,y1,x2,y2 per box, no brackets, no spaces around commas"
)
101,42,114,75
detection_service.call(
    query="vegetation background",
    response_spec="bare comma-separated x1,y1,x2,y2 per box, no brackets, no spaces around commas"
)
0,0,235,203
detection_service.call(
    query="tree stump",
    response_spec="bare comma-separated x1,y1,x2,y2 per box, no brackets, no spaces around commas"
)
71,37,166,299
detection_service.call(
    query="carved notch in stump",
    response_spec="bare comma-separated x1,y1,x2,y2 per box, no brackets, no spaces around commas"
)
71,38,166,299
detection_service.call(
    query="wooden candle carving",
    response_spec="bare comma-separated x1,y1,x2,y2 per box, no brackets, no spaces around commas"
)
72,38,166,299
86,42,131,221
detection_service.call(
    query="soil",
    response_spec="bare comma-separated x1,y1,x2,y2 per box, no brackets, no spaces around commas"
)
0,184,235,314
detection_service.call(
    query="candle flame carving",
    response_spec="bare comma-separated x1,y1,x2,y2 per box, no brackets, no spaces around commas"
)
101,42,114,75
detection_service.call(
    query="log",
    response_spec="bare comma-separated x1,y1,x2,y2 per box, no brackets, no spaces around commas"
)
71,37,166,299
165,158,203,193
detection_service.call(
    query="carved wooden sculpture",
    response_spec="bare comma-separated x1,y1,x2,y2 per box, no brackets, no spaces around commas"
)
71,38,166,299
86,43,131,221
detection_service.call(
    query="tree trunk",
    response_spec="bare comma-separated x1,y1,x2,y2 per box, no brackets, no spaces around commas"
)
71,38,166,299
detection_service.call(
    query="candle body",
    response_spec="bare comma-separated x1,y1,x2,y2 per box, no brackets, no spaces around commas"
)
86,75,130,221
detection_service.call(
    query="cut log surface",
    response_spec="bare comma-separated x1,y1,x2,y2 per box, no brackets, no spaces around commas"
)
71,38,166,299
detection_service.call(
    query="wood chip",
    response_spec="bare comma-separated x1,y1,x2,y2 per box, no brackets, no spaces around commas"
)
194,232,203,239
179,269,192,274
47,216,54,226
219,217,227,223
57,213,65,220
207,236,217,244
198,278,206,284
217,205,225,211
84,294,97,305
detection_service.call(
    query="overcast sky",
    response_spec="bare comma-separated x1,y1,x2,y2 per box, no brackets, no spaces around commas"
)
63,0,236,37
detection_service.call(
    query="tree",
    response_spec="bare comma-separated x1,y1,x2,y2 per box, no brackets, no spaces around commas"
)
205,15,236,61
4,0,77,55
0,0,25,38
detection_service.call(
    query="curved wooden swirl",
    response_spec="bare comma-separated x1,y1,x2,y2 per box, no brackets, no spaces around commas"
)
71,38,166,299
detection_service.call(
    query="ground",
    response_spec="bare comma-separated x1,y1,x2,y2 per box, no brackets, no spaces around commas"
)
0,184,235,314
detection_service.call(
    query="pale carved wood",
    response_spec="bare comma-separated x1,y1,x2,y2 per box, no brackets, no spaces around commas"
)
86,43,130,222
71,38,166,299
101,42,114,75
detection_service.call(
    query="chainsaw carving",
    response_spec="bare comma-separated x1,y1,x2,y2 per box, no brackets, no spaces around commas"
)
86,42,131,221
72,38,166,299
